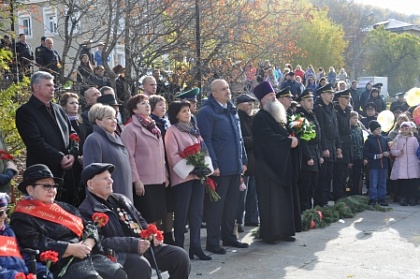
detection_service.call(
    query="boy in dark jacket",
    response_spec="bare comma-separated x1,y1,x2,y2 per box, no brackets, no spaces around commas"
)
363,121,390,206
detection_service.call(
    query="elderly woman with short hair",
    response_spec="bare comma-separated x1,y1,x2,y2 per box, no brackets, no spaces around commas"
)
83,103,133,202
121,94,169,226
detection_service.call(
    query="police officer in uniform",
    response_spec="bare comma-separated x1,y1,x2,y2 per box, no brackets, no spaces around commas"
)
333,89,352,201
313,84,340,207
390,92,409,113
295,89,323,212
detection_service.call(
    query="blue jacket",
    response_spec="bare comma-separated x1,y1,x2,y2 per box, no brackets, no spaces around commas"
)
197,94,247,176
0,225,52,279
363,134,389,169
0,225,27,279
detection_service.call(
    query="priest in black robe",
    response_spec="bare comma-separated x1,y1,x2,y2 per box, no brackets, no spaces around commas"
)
251,81,301,244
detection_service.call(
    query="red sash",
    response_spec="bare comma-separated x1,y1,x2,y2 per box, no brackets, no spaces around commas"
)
0,236,23,259
14,199,84,238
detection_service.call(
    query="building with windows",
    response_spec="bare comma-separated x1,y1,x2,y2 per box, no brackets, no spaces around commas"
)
1,0,126,81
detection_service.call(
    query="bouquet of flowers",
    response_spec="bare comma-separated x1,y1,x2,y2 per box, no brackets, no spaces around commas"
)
177,143,220,202
68,133,80,156
14,273,35,279
140,224,164,279
0,150,14,161
288,114,316,141
140,224,164,242
40,250,59,278
58,212,109,277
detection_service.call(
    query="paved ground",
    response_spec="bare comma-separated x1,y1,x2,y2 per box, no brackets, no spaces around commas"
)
178,203,420,279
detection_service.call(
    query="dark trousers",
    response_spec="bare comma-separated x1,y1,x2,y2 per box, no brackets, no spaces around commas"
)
314,160,334,206
350,159,364,195
299,169,318,212
244,176,259,224
173,179,205,248
333,162,349,201
205,174,240,247
124,244,190,279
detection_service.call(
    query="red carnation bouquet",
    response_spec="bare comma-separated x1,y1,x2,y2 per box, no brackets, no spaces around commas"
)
0,150,14,161
140,224,164,242
179,143,220,202
68,133,80,156
59,212,109,277
14,273,35,279
40,250,59,278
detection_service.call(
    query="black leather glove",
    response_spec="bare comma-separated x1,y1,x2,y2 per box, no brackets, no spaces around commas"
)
190,167,211,176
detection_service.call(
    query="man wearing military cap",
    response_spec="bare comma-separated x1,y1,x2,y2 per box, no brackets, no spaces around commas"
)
276,86,293,115
281,72,302,100
295,89,323,212
361,102,377,129
313,83,340,207
333,89,352,201
390,92,408,113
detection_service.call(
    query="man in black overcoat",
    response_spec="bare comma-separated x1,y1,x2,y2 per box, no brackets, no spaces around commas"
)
295,89,323,212
333,89,353,201
313,84,341,207
251,81,300,244
15,71,77,200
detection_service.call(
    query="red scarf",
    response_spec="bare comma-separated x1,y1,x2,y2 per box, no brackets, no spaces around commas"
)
0,236,23,258
14,199,83,238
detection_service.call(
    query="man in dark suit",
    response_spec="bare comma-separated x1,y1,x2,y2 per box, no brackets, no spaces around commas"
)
16,71,77,195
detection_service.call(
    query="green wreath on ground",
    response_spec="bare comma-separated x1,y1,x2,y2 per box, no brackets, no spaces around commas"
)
252,195,391,238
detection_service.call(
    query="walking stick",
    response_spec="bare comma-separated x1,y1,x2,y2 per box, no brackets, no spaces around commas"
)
148,247,162,279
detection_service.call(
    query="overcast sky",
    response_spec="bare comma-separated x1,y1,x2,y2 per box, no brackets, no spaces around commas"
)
354,0,420,16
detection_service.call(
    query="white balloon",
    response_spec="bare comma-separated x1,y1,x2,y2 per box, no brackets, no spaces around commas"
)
377,110,395,133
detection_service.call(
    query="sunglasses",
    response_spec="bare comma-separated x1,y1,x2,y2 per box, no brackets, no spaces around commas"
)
33,183,59,191
0,208,10,215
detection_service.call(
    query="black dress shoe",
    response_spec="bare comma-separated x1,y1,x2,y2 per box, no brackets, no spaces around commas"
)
277,236,296,242
223,241,249,248
206,246,226,254
263,238,277,244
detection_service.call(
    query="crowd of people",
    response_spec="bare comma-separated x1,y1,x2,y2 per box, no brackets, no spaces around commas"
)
1,56,420,279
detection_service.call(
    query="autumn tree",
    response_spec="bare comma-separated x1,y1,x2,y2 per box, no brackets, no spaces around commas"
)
292,9,348,73
364,26,420,94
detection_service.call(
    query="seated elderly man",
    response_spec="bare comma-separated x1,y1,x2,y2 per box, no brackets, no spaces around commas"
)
78,163,190,279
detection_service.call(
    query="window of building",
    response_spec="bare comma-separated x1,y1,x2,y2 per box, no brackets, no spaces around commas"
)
43,7,57,35
18,12,32,37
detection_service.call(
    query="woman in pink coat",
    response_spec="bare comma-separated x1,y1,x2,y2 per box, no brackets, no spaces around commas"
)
390,121,420,206
121,94,169,224
165,100,212,261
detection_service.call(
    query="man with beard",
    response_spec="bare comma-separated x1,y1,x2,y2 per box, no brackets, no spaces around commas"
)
295,89,323,212
313,83,341,207
251,81,300,244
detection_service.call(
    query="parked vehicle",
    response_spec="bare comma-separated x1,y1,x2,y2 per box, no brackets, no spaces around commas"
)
357,76,389,101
